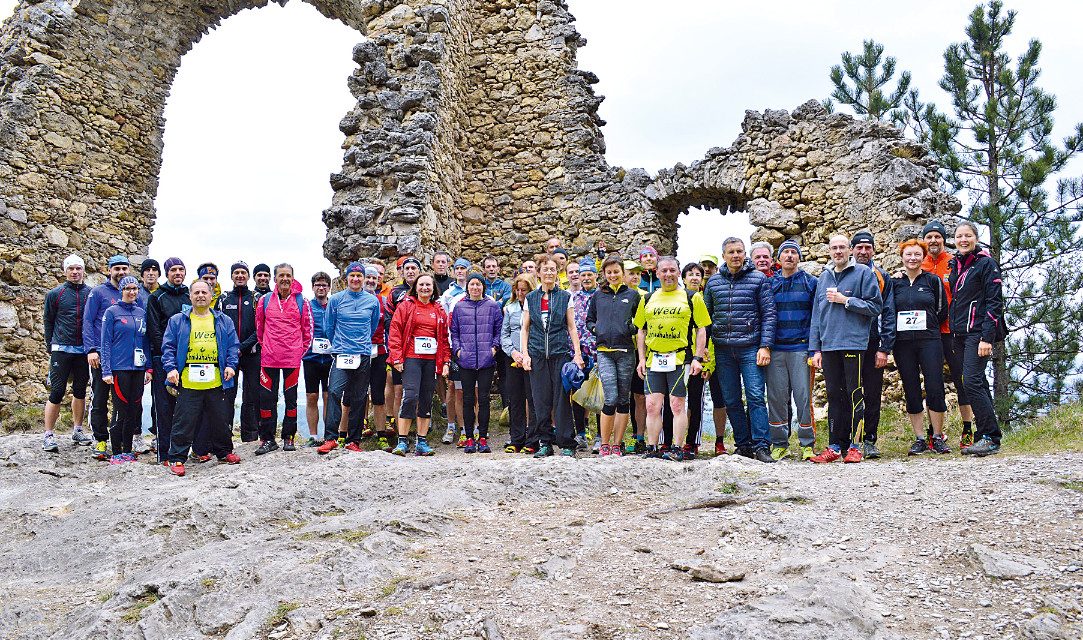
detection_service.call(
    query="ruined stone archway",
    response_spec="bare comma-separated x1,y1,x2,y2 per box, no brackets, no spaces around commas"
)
0,1,959,407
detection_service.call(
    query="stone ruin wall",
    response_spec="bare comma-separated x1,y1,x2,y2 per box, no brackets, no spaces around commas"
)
0,0,959,408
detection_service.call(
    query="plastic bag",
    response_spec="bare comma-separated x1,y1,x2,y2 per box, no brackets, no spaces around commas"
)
571,369,604,413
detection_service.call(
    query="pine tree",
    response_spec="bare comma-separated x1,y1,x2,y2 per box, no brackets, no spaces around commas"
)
826,40,911,120
897,1,1083,424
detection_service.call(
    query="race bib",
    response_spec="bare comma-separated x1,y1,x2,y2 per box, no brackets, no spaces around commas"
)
187,364,215,383
651,352,677,373
414,336,437,355
897,310,927,332
336,354,360,370
133,348,146,367
312,338,331,354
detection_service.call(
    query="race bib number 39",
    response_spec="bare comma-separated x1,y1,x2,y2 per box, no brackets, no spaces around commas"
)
414,336,437,355
336,354,360,370
897,310,927,332
651,352,677,373
187,364,215,383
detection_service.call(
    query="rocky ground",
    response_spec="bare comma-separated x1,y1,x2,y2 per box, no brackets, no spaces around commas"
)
0,434,1080,640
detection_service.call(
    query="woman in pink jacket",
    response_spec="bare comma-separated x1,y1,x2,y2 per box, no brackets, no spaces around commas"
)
254,264,313,454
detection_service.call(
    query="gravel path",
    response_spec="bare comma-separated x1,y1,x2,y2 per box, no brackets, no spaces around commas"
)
0,434,1080,639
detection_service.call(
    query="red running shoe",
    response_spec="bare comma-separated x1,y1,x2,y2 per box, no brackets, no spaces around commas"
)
810,448,841,464
344,442,362,452
843,447,863,463
219,453,241,464
714,441,727,456
317,439,339,455
167,462,186,477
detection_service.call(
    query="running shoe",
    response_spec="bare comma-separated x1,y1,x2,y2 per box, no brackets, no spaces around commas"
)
391,440,408,456
478,438,492,454
533,444,554,458
132,434,150,454
504,444,519,454
442,424,456,444
931,435,951,454
575,434,588,451
464,438,477,454
42,433,59,453
964,437,999,457
599,443,610,457
119,453,136,462
218,453,241,464
560,447,575,457
414,438,435,456
642,447,664,459
843,447,863,463
810,447,841,464
960,431,974,449
192,454,211,463
92,440,108,460
591,439,601,455
72,430,93,446
282,437,296,452
753,448,776,463
800,446,814,461
376,436,390,451
108,454,126,465
167,461,186,477
714,441,727,457
149,437,157,452
317,439,338,455
457,433,468,448
634,437,646,455
770,446,790,461
521,446,536,455
610,445,622,457
254,440,279,455
661,447,685,462
861,441,881,459
344,442,362,452
908,438,927,456
305,437,320,448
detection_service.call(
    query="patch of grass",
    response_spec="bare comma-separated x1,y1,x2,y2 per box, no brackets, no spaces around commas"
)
335,528,372,544
201,578,217,590
1003,402,1083,455
768,495,811,504
98,591,115,604
266,601,300,628
717,482,739,495
271,519,307,530
2,404,44,433
121,589,160,623
316,507,346,517
384,606,403,616
378,576,406,599
889,145,922,159
1062,480,1083,492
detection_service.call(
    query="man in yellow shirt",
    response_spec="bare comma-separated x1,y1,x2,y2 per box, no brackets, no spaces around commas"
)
161,280,241,476
633,256,711,461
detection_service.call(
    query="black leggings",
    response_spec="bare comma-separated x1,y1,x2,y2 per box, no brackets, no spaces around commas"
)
109,371,144,454
942,332,970,405
505,363,533,447
48,351,89,404
400,358,436,420
895,339,946,414
460,366,495,438
687,368,723,445
821,350,864,450
953,334,1001,444
259,367,299,442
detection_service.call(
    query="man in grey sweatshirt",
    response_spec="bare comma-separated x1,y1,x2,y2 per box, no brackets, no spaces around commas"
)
808,234,883,463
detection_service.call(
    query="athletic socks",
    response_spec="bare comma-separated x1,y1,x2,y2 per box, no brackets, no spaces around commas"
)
962,421,973,435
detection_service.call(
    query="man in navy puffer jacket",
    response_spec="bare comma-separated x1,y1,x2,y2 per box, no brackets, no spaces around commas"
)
702,237,777,463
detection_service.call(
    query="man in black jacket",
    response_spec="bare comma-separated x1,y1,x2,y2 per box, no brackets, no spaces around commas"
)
146,257,190,463
216,261,261,442
42,254,93,452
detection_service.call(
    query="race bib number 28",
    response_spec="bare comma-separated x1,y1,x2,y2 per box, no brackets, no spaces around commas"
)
336,354,360,370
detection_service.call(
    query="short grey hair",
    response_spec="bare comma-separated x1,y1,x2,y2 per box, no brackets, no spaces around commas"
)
657,255,680,269
721,237,745,251
750,241,773,255
273,262,294,277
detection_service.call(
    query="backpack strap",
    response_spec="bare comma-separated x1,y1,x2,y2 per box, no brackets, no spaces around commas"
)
873,268,885,294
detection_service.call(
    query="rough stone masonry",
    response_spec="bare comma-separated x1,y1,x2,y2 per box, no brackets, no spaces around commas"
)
0,0,959,408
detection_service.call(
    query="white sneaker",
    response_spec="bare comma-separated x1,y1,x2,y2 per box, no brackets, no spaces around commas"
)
71,430,93,446
132,434,150,454
43,433,59,452
442,425,455,445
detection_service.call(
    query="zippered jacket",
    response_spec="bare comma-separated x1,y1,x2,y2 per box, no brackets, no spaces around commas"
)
303,297,333,364
255,280,314,368
809,261,882,352
501,300,527,357
215,285,259,355
161,308,240,390
586,283,640,351
922,250,953,334
323,288,381,357
702,261,777,348
146,282,189,357
83,281,135,353
451,297,503,370
866,261,897,353
890,271,947,343
101,301,151,377
388,297,451,371
484,277,512,306
948,250,1004,342
44,281,90,348
769,270,817,352
525,286,572,359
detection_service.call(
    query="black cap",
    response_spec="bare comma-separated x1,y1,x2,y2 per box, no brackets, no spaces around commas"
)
253,263,271,275
922,220,948,239
140,258,160,275
230,261,249,274
850,231,875,248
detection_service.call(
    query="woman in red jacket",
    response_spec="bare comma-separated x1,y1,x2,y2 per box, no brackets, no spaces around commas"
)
388,273,450,456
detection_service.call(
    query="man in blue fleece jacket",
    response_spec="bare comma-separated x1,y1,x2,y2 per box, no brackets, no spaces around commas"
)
809,234,882,464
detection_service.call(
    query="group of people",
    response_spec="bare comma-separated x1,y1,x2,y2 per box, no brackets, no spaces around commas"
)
39,217,1005,475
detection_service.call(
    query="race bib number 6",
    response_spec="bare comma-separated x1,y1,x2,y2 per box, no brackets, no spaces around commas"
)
651,352,677,373
187,364,214,383
336,354,360,370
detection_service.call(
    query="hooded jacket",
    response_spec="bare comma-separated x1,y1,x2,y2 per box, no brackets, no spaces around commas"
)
255,279,314,368
702,261,777,348
809,261,883,352
215,285,259,355
863,261,897,354
83,280,134,354
948,249,1005,342
44,281,90,349
323,288,382,357
101,301,151,377
451,296,503,370
483,276,512,306
388,297,451,371
586,282,640,352
571,288,598,358
303,296,333,364
161,308,241,390
769,269,817,352
638,270,662,294
146,281,190,357
501,298,527,357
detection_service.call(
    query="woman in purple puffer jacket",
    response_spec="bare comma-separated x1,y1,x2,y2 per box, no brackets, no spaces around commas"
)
451,273,504,453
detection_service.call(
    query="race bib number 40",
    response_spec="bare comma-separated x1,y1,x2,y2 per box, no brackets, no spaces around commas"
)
651,352,677,373
897,310,927,332
187,364,215,383
414,336,437,355
336,354,360,370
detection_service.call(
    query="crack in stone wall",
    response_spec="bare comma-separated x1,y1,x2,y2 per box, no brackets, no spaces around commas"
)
0,0,959,407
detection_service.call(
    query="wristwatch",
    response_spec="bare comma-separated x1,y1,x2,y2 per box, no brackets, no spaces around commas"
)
692,356,704,363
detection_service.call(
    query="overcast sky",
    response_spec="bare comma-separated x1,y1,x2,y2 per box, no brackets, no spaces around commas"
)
2,0,1081,292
